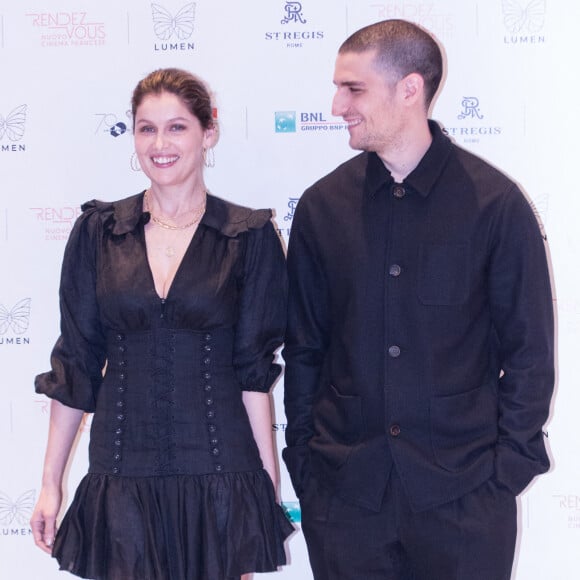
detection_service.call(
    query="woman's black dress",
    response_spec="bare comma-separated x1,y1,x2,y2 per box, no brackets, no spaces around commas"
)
35,192,293,580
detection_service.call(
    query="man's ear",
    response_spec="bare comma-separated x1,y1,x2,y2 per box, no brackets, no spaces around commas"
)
400,72,424,105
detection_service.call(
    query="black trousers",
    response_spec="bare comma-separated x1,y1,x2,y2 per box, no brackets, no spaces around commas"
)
300,471,517,580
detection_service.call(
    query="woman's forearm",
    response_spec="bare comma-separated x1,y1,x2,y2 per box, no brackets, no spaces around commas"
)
242,390,278,493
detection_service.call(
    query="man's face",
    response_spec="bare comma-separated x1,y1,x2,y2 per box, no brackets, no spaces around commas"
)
332,49,404,155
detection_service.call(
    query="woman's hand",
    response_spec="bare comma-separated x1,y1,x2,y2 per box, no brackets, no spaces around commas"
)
31,399,84,554
30,484,62,554
242,391,281,501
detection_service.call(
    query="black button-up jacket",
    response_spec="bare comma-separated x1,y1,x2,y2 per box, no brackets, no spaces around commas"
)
283,121,554,512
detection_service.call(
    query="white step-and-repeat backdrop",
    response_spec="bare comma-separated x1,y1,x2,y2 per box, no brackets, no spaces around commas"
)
1,1,578,578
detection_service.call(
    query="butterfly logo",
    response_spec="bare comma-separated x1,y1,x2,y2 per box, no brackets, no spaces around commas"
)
151,3,195,41
502,0,546,34
0,298,31,335
0,104,27,142
0,490,36,526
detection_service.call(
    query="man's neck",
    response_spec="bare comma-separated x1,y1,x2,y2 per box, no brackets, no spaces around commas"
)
378,119,433,183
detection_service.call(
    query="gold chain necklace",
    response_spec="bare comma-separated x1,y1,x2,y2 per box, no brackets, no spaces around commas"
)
144,189,207,231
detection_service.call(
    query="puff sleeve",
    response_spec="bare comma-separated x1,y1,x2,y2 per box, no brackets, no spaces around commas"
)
34,204,107,412
233,218,287,392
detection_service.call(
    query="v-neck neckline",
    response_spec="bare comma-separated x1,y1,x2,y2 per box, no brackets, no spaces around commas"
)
142,221,202,301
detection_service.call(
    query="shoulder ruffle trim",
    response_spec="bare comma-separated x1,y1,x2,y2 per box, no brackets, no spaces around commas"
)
80,192,273,238
80,193,144,236
204,194,273,238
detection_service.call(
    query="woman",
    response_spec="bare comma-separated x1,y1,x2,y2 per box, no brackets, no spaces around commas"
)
30,68,293,580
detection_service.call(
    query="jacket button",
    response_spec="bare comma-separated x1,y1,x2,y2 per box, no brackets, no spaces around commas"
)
389,424,401,437
392,185,406,199
388,345,401,358
389,264,402,277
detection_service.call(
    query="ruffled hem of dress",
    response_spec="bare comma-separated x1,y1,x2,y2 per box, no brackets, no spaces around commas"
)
51,469,294,580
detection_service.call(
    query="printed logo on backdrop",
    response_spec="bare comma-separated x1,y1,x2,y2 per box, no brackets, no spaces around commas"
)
0,489,35,536
95,111,132,138
151,3,196,52
274,110,347,134
30,206,82,241
0,104,27,153
274,111,296,133
34,397,50,415
556,298,580,334
502,0,546,45
0,298,31,345
457,97,484,121
552,494,580,530
441,97,502,145
265,1,324,48
282,501,301,523
368,2,454,40
34,397,92,433
274,198,300,240
26,11,106,47
281,1,307,24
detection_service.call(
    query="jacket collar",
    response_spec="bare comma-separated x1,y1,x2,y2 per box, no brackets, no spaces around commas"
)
365,119,453,198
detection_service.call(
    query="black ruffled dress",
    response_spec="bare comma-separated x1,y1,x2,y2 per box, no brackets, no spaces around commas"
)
35,192,293,580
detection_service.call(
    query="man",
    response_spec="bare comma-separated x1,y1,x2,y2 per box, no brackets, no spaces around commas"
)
282,19,554,580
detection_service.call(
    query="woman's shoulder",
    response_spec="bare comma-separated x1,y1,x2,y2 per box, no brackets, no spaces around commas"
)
78,192,145,235
204,193,273,238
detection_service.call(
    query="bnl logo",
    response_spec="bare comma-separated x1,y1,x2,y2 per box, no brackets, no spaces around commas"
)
457,97,484,120
281,1,306,24
275,111,328,132
275,111,296,133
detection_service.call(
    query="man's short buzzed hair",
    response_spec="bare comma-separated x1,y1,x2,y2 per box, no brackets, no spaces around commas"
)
339,19,443,108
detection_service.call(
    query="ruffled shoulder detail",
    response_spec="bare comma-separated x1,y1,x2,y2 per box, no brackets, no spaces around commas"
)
80,192,146,236
80,192,269,238
203,193,272,238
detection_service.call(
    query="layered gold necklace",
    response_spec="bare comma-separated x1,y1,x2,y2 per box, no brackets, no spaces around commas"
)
144,189,207,231
144,190,207,258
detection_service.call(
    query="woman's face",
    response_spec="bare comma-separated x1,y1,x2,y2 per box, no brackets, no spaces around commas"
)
134,91,215,190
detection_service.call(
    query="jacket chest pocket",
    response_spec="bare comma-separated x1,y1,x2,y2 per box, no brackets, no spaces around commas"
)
417,243,469,306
